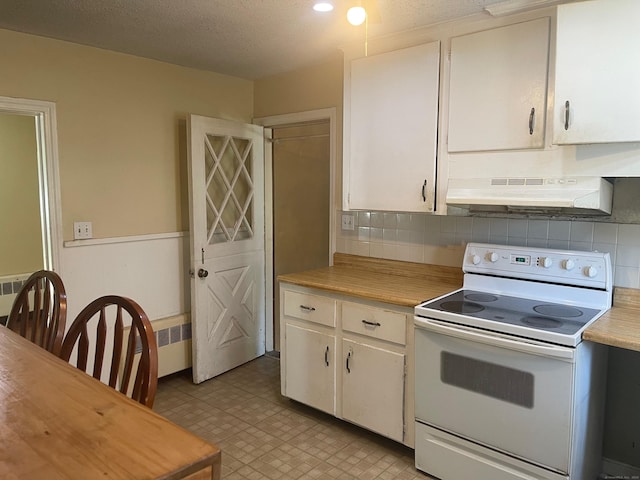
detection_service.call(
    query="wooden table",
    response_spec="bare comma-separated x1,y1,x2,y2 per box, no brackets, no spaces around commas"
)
0,326,221,480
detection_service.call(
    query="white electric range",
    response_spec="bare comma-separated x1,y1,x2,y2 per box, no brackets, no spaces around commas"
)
414,243,612,480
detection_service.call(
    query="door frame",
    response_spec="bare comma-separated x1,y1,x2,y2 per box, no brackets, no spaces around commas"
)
0,96,63,275
253,107,337,352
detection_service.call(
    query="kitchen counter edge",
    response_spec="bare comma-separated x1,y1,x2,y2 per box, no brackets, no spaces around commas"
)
277,253,463,308
583,287,640,352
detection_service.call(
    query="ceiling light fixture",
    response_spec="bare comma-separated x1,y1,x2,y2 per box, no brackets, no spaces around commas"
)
347,6,367,26
313,2,334,12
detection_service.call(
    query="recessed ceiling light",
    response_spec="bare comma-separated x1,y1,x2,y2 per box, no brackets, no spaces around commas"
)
313,2,334,12
347,6,367,25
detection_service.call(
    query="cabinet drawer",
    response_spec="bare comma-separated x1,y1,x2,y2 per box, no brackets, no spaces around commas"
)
283,290,336,327
342,302,406,345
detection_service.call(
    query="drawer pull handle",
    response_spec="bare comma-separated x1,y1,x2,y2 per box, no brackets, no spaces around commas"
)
300,305,316,312
362,320,381,327
324,346,329,366
564,100,570,130
346,350,352,373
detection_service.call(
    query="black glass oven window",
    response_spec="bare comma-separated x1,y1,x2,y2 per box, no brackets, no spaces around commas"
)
441,352,534,408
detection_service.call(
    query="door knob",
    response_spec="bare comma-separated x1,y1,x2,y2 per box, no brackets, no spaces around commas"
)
198,268,209,278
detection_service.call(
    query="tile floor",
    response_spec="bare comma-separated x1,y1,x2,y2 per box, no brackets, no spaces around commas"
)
154,354,433,480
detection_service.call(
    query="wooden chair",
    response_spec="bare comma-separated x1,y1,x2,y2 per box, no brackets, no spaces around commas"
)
60,295,158,408
6,270,67,356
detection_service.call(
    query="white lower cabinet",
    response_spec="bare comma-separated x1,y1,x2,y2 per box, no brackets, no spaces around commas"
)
280,283,413,447
342,339,405,442
284,323,336,415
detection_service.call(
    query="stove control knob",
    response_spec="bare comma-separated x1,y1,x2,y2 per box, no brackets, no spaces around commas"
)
471,254,481,265
489,252,499,263
585,266,598,278
540,257,553,268
563,259,576,271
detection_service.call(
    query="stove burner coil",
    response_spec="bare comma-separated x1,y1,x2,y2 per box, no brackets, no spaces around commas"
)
521,316,563,329
440,301,484,314
533,304,583,318
464,293,498,303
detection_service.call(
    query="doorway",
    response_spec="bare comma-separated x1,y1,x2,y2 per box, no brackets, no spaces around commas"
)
0,96,62,318
254,108,336,351
0,112,43,275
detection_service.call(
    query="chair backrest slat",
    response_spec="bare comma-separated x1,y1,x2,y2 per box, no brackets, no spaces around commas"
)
6,270,67,355
93,309,108,380
59,295,158,408
77,325,90,372
109,309,124,388
39,280,53,346
119,328,137,395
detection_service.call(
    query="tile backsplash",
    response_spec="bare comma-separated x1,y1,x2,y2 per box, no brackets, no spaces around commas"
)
337,212,640,289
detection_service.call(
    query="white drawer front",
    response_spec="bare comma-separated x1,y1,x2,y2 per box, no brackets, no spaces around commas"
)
283,290,336,327
415,422,566,480
342,302,406,345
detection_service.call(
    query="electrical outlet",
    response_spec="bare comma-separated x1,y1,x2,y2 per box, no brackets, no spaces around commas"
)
341,214,355,231
73,221,93,240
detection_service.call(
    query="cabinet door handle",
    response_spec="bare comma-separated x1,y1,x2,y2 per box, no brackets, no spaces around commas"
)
362,319,381,327
564,100,570,130
324,346,329,366
346,350,352,373
529,107,535,135
299,305,316,312
422,179,427,202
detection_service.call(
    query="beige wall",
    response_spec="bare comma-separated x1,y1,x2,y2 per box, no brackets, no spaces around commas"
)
0,28,254,240
254,52,344,208
0,112,43,275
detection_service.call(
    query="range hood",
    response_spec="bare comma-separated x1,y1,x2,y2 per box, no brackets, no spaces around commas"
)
446,177,613,215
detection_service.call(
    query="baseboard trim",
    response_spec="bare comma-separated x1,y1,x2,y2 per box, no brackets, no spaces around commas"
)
601,458,640,479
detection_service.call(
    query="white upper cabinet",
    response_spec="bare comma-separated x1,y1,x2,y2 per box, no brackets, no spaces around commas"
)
345,41,440,212
447,18,550,152
554,0,640,144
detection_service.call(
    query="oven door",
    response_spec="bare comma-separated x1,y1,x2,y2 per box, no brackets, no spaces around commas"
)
415,317,575,474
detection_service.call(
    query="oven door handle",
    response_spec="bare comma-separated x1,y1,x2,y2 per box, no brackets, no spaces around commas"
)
415,318,575,361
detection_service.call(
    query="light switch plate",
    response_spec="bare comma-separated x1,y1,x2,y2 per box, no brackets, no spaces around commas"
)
73,221,93,240
341,214,355,231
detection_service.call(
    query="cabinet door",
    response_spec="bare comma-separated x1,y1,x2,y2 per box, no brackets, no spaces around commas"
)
554,0,640,144
284,323,335,415
342,339,405,442
448,18,550,152
346,41,440,212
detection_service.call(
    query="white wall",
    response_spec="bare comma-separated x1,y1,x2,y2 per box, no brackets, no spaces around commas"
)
61,233,189,321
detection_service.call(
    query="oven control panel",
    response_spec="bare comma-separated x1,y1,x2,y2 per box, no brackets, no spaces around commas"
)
464,243,611,289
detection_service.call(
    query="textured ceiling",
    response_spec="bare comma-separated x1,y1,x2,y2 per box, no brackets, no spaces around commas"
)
0,0,563,80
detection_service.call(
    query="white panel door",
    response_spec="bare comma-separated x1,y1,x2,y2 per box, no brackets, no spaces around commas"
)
188,115,265,384
448,18,550,152
342,338,405,442
346,41,440,212
554,0,640,144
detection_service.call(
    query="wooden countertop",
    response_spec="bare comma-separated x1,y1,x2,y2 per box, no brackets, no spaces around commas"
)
278,253,463,308
280,254,640,353
583,287,640,352
0,326,221,480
